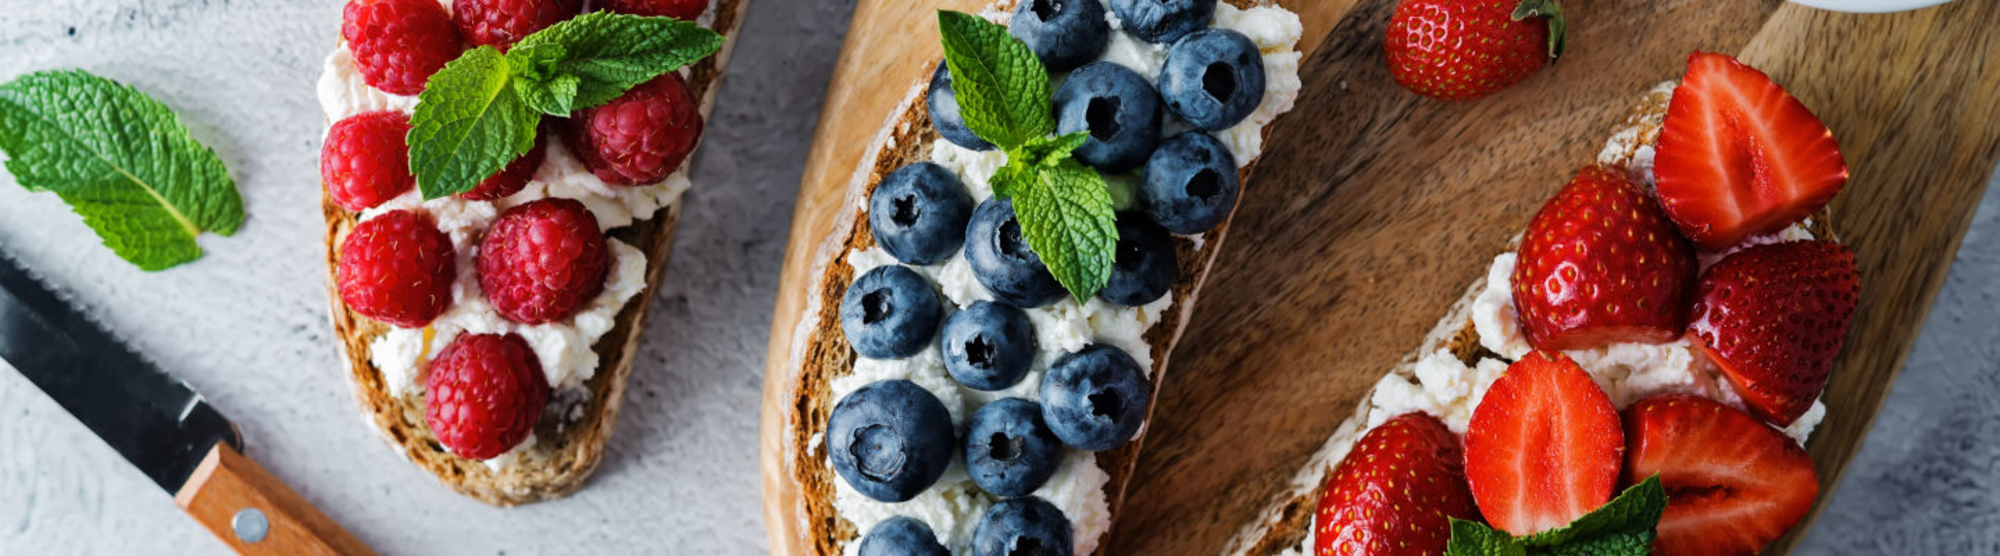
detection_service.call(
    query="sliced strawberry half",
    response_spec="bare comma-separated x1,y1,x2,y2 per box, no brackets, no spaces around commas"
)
1690,240,1858,425
1623,394,1819,556
1464,351,1624,536
1313,412,1479,556
1655,51,1847,250
1513,165,1697,351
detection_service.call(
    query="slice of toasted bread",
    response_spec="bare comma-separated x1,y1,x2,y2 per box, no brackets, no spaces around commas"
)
760,1,1298,553
320,0,749,507
1222,80,1839,556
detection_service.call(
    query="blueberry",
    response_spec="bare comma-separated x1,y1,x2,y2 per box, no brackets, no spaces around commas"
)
942,301,1039,391
1140,132,1238,234
1159,28,1265,130
964,199,1066,308
1108,0,1215,44
973,497,1074,556
1040,344,1151,451
858,517,950,556
1011,0,1110,73
1098,215,1176,306
841,265,945,359
963,398,1064,498
871,163,974,265
827,380,957,503
1054,62,1162,173
928,62,995,152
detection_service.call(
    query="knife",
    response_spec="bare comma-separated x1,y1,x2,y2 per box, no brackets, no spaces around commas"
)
0,252,374,555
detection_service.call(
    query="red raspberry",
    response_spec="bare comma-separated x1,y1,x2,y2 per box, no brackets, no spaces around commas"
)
337,210,456,327
343,0,463,96
563,73,703,185
452,0,580,51
322,111,415,212
460,133,548,201
602,0,709,20
478,198,610,324
424,333,548,460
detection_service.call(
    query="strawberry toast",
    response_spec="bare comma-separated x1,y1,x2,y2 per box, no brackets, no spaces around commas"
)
1229,51,1856,556
318,0,745,505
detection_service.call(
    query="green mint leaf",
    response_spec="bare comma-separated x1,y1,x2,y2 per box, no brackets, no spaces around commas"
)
0,69,241,270
937,10,1053,150
408,46,537,199
509,12,722,116
1446,476,1666,556
1447,519,1526,556
1006,157,1117,302
1520,475,1666,549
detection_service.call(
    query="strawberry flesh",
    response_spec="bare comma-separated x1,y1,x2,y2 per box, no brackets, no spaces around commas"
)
1513,165,1697,351
1623,394,1819,556
1464,351,1624,536
1314,412,1478,556
1690,240,1858,425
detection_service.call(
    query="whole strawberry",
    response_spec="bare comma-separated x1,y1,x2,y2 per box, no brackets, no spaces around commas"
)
1384,0,1564,101
1689,240,1857,425
425,333,549,460
1313,412,1478,556
1514,165,1697,351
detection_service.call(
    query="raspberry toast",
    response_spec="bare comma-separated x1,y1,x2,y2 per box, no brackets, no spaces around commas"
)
762,1,1305,554
1229,52,1853,556
319,0,748,506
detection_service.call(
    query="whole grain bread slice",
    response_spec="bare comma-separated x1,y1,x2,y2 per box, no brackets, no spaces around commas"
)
761,1,1289,553
320,0,749,507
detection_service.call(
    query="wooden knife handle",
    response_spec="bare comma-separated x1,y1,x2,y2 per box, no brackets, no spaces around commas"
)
173,442,376,556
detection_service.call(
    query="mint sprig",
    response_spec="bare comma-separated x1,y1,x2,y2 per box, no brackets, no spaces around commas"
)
0,70,242,270
1446,475,1668,556
938,11,1117,302
409,13,722,199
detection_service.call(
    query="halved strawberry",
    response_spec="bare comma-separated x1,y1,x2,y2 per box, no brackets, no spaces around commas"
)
1690,240,1858,425
1655,51,1848,250
1464,351,1623,536
1513,165,1696,351
1623,394,1819,556
1313,412,1479,556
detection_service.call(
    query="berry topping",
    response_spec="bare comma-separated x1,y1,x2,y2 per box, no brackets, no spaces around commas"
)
423,333,549,460
927,62,996,152
963,398,1064,498
973,497,1074,556
964,199,1067,308
1107,0,1216,44
1689,240,1857,425
321,111,415,212
1041,344,1151,451
942,301,1038,391
1010,0,1110,73
336,210,455,327
564,73,704,185
827,380,957,503
1055,62,1163,173
477,198,611,324
1383,0,1561,101
342,0,463,96
601,0,710,20
460,132,547,201
1655,51,1848,250
1313,412,1478,556
858,517,950,556
1098,215,1177,306
452,0,580,51
840,265,946,359
1465,351,1623,536
870,162,974,265
1512,165,1697,351
1622,394,1819,556
1159,28,1266,131
1140,132,1238,234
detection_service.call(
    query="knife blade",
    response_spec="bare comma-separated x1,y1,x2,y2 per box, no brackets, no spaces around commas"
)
0,251,373,555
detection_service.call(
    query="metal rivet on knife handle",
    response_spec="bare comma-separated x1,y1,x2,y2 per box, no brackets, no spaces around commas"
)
233,507,269,543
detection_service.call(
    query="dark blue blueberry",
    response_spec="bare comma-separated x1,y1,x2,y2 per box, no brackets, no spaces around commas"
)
841,265,945,359
1158,28,1265,130
1040,344,1151,451
964,199,1066,308
1054,62,1162,173
973,497,1074,556
1098,215,1176,306
871,162,975,265
963,398,1064,498
1011,0,1110,73
1139,132,1238,234
1107,0,1215,44
858,517,950,556
942,301,1039,391
928,62,996,151
827,380,957,503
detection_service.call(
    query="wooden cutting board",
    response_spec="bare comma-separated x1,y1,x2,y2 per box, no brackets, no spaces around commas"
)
761,0,2000,554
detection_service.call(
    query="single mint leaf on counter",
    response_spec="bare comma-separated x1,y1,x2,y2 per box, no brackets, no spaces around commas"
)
0,69,241,271
1445,476,1666,556
937,10,1053,150
507,12,722,116
1003,158,1117,301
408,46,538,199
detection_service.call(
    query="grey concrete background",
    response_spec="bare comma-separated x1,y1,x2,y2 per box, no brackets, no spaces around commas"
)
0,1,1990,554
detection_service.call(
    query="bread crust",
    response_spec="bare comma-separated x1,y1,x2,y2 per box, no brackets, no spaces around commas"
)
320,0,750,507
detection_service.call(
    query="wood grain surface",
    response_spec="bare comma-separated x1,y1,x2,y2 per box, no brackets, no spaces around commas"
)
762,0,2000,554
174,443,374,556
